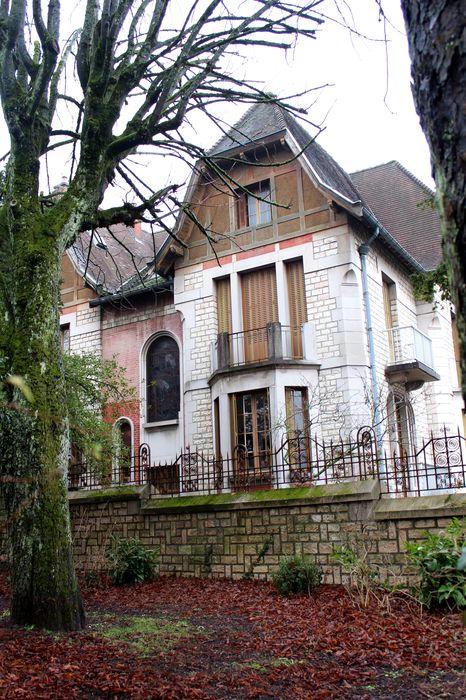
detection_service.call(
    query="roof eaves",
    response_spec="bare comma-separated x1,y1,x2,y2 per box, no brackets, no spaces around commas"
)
67,247,102,293
89,277,172,307
284,131,362,209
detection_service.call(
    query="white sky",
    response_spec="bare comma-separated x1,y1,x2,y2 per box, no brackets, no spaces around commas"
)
0,2,435,196
150,1,435,193
207,1,433,187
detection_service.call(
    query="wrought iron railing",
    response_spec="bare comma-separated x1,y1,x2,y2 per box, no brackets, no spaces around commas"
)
379,428,466,497
385,325,434,369
67,443,151,491
146,427,380,496
212,322,303,371
67,429,466,498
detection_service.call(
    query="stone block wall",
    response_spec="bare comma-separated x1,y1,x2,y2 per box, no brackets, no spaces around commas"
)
68,483,466,587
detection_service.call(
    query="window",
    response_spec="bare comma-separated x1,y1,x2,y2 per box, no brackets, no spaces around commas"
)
113,418,133,483
382,276,396,362
387,392,415,493
285,387,311,481
146,335,180,423
231,389,272,485
286,259,307,358
60,324,70,353
236,180,272,228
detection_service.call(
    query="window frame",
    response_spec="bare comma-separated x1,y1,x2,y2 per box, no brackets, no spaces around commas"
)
60,323,70,353
144,333,181,427
235,179,272,229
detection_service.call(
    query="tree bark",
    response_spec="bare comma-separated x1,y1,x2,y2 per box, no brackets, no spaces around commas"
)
401,0,466,403
0,147,85,630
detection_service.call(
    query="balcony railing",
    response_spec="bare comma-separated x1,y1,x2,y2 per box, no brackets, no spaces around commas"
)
385,325,434,370
211,322,303,371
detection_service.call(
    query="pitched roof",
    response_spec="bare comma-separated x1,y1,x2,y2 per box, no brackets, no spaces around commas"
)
210,102,362,207
350,162,442,271
68,223,166,295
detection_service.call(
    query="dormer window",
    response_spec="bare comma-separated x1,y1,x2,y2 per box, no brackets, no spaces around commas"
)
236,180,272,228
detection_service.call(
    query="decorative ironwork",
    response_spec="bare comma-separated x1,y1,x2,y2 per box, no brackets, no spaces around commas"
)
180,447,201,492
68,427,466,499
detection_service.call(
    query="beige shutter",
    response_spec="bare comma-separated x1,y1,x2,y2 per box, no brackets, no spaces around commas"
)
241,267,277,361
383,278,395,361
286,259,307,358
236,192,248,229
216,277,232,333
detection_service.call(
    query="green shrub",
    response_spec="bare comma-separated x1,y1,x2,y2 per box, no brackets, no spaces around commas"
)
272,554,322,596
405,518,466,611
107,536,159,585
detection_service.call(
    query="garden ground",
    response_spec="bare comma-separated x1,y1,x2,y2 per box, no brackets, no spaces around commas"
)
0,572,464,699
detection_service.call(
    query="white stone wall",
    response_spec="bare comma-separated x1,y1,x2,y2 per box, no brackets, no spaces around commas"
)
61,304,101,356
173,217,463,457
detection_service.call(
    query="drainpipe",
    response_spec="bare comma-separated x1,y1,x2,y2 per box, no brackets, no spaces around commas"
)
358,228,385,472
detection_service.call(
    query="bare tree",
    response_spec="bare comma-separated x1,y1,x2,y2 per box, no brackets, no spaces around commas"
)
401,1,466,402
0,0,324,630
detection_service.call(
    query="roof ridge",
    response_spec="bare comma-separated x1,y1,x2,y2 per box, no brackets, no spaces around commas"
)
208,101,288,156
393,160,435,196
351,160,435,196
350,161,400,177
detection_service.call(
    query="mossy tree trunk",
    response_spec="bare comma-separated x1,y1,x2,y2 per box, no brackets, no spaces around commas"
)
401,0,466,403
0,141,85,630
0,0,322,631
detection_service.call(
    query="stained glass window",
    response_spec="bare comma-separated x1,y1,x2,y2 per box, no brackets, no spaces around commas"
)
146,336,180,423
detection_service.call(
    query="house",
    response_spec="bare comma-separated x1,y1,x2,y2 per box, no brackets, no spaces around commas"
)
60,103,464,493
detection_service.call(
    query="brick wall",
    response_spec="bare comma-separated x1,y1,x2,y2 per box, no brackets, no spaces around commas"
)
68,483,466,586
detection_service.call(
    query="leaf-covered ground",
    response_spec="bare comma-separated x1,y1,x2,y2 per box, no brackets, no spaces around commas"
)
0,572,464,699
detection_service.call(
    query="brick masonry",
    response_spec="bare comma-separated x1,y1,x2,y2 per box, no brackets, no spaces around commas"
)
67,484,466,586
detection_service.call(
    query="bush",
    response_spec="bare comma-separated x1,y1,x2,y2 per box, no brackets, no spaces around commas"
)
107,536,159,585
331,544,379,608
405,518,466,611
272,554,322,596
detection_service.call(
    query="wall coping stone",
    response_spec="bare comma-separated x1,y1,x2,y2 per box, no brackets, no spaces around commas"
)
68,485,149,505
375,493,466,521
141,479,380,514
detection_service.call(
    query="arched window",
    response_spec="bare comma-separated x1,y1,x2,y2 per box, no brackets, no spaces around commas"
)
146,335,180,423
113,418,133,482
387,392,415,456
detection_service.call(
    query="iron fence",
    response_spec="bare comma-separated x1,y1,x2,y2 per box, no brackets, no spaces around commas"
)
67,428,466,498
67,443,151,491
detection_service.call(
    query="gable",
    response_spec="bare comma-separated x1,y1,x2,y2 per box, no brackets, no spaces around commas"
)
174,144,334,267
60,253,95,307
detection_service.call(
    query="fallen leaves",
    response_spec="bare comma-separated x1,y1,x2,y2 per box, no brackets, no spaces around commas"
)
0,573,464,698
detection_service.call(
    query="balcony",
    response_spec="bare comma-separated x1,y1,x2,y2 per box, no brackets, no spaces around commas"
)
211,322,312,373
385,325,439,386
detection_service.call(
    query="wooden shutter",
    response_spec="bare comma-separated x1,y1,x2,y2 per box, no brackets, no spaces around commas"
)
236,192,248,229
241,267,277,361
216,277,232,333
286,259,307,358
383,278,395,362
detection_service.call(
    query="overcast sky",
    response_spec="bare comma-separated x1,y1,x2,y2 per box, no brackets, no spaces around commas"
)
152,1,434,195
0,2,434,196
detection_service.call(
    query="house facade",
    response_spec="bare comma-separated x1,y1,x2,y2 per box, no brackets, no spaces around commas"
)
60,104,464,490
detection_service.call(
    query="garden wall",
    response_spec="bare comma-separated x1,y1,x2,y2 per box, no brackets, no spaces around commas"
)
68,481,466,585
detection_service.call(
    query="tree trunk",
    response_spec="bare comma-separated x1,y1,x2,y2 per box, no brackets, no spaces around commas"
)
401,0,466,403
0,152,85,631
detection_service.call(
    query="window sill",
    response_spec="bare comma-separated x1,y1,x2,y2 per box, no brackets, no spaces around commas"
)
143,419,179,430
